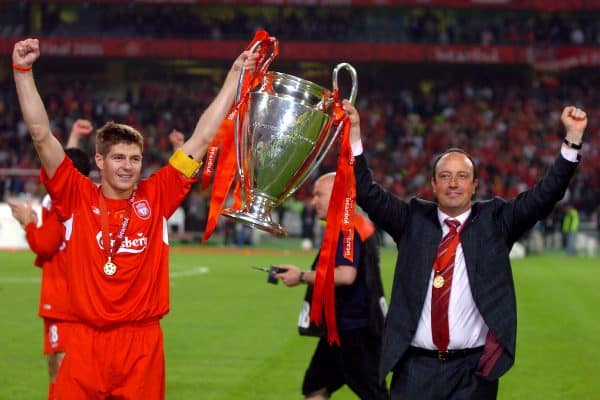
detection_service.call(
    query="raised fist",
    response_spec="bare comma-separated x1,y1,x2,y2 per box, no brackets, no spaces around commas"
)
561,106,587,142
169,129,185,150
71,119,94,137
12,38,40,68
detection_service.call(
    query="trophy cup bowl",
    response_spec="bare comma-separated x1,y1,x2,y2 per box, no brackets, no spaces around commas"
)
222,63,357,236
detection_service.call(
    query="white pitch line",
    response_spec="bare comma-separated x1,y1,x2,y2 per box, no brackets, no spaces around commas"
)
0,266,210,284
170,266,210,278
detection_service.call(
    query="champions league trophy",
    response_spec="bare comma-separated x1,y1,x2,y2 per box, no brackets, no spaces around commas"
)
222,43,358,236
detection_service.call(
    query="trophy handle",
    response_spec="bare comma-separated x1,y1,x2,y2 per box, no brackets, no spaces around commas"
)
234,38,278,105
278,63,358,203
332,62,358,105
304,62,358,175
234,37,279,192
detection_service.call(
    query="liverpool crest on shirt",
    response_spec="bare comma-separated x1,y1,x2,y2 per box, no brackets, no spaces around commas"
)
133,200,151,220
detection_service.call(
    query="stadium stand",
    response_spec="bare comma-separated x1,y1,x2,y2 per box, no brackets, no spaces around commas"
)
0,0,598,242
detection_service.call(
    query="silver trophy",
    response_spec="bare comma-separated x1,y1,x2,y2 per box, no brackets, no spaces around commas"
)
222,45,357,236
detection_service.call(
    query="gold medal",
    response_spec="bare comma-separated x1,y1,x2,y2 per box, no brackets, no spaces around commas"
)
433,275,445,289
99,191,136,278
103,258,117,276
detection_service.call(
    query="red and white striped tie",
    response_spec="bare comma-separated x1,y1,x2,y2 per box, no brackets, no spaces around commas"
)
431,218,461,352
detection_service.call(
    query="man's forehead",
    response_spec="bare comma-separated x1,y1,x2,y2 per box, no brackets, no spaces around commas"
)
107,143,142,156
315,173,335,186
436,153,473,172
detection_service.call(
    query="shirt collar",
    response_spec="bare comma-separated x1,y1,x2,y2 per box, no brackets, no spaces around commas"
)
437,208,471,228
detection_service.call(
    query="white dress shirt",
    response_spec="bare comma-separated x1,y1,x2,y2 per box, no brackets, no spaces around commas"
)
411,210,488,350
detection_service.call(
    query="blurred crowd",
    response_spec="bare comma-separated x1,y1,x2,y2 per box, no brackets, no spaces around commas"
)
1,1,599,235
1,67,598,233
1,3,599,46
322,73,599,217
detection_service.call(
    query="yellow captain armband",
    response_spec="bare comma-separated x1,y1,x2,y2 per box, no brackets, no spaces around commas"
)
169,149,203,178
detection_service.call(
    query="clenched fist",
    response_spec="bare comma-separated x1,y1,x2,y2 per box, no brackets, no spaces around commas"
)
12,38,40,69
561,106,587,145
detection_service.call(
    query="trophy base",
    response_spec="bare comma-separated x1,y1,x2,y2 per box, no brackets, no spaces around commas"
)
221,209,287,236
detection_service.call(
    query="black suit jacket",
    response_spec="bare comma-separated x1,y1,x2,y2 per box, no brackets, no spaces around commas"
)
354,153,578,381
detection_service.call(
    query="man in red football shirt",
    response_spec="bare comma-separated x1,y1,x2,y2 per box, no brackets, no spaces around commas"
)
13,37,257,399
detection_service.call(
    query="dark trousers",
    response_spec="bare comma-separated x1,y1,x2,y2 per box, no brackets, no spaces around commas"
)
390,348,498,400
302,328,389,400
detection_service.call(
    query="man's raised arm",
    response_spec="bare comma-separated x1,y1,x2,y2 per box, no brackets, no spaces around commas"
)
561,105,587,149
180,50,258,161
13,38,64,178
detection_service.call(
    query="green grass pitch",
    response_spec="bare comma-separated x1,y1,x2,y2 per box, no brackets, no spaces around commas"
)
0,246,598,399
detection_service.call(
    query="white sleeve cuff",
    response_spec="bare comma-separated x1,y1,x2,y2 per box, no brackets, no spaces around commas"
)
560,144,579,162
351,140,364,156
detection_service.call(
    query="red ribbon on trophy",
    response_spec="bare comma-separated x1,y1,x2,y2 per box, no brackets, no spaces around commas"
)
310,92,355,346
201,30,277,243
199,32,357,346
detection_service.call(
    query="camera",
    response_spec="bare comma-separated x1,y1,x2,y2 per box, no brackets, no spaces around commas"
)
267,266,288,284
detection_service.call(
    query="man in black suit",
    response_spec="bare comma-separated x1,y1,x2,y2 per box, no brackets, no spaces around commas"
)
341,101,587,399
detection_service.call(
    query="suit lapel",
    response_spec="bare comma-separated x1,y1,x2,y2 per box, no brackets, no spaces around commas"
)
416,207,443,297
460,203,479,283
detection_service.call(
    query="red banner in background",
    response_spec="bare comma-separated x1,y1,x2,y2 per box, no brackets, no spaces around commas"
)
428,45,523,64
29,38,248,59
531,46,600,71
1,38,598,68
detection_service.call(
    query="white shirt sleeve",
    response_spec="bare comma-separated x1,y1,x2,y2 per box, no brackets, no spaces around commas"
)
351,140,364,157
561,144,579,162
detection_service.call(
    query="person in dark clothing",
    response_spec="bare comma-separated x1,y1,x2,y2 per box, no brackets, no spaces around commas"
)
276,173,389,400
301,201,317,249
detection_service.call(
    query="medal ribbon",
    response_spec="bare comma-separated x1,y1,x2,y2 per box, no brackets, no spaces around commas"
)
433,222,463,276
201,30,277,243
310,92,355,346
98,190,137,265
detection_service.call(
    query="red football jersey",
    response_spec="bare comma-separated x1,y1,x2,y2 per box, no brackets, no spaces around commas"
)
41,157,195,328
25,194,74,321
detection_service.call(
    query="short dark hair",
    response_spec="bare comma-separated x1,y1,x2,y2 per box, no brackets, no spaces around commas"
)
431,147,477,181
65,147,91,177
96,121,144,156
